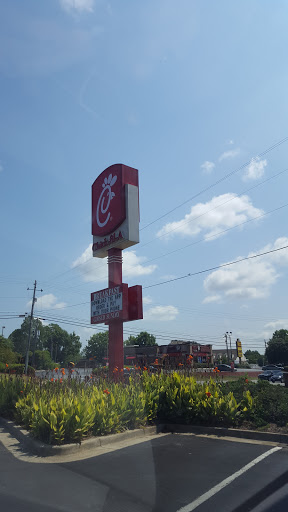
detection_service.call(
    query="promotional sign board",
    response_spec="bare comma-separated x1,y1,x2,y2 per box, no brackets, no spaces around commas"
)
91,284,129,324
236,339,243,358
92,164,139,258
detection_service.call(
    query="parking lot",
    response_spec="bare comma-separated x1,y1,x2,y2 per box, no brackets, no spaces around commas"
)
1,428,288,512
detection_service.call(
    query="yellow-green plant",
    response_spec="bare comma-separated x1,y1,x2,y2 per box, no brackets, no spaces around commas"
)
2,372,255,445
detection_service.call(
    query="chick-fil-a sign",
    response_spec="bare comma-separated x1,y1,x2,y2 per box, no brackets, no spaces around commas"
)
92,164,139,258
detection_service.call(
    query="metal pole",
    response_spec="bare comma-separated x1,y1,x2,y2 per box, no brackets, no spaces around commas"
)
1,326,5,337
229,332,232,361
108,248,123,376
225,332,229,362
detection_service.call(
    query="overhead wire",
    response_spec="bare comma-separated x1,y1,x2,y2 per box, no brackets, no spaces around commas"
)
42,137,288,288
42,163,288,292
143,243,288,289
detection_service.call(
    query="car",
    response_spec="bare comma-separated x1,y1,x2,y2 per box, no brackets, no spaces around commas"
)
215,364,236,372
262,364,284,371
270,371,284,383
258,370,274,381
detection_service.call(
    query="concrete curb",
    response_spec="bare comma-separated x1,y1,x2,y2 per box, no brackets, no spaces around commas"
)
0,417,157,456
157,423,288,444
1,417,288,457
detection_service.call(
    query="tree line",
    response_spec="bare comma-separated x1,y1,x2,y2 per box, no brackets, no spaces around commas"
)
0,316,157,370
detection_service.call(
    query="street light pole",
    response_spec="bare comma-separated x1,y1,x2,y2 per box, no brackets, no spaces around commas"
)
225,332,230,362
229,332,232,361
1,326,5,337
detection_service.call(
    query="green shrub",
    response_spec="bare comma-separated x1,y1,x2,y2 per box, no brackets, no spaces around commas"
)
1,364,35,376
0,373,255,445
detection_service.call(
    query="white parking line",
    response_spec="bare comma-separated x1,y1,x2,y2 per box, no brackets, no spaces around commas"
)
176,446,282,512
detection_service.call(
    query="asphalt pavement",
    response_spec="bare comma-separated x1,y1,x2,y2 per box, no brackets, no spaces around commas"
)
1,430,288,512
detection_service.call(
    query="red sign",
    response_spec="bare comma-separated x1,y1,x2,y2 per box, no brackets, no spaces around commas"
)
92,164,138,237
91,284,129,324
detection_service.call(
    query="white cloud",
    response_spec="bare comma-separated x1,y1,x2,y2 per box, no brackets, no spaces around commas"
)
145,305,179,321
60,0,94,13
201,161,215,174
219,148,240,161
143,296,153,305
202,295,221,304
157,193,264,240
264,319,288,331
28,294,67,310
203,237,288,302
242,157,267,181
72,244,157,282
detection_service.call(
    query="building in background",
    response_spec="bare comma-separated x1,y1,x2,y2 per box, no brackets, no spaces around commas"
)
212,348,247,364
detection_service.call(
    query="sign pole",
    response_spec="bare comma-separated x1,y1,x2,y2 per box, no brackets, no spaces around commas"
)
107,248,124,375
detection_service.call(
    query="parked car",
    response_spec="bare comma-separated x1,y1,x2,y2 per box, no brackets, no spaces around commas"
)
262,364,284,370
270,371,284,383
215,364,236,372
258,370,274,381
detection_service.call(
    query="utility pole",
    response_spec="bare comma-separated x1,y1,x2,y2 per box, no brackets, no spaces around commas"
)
25,281,43,375
32,317,39,367
264,339,267,365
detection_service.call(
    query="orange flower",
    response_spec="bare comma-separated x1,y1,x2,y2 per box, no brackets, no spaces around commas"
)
143,366,147,371
103,389,110,395
54,367,59,372
113,367,118,373
217,369,220,373
50,378,54,382
178,363,184,367
125,367,130,371
206,392,212,397
61,370,65,375
245,378,248,384
138,366,141,370
20,390,23,394
5,363,8,368
120,369,123,372
59,378,63,383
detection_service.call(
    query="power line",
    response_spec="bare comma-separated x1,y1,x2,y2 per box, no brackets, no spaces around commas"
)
42,141,288,288
143,243,288,289
43,164,288,293
140,135,288,230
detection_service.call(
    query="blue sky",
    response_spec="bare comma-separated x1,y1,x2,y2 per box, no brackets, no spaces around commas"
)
1,0,288,354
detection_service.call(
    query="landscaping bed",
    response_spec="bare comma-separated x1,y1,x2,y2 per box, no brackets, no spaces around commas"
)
0,372,287,445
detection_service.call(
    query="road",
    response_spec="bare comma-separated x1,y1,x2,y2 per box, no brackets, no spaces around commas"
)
1,428,288,512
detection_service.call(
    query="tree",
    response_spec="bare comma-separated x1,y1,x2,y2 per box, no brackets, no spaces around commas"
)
34,350,54,370
0,335,19,365
84,331,108,363
42,324,82,365
135,331,157,346
266,330,288,365
124,331,157,347
124,335,138,346
9,316,45,356
244,350,264,365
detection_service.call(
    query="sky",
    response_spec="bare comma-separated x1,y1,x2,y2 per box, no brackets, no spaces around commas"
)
1,0,288,354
